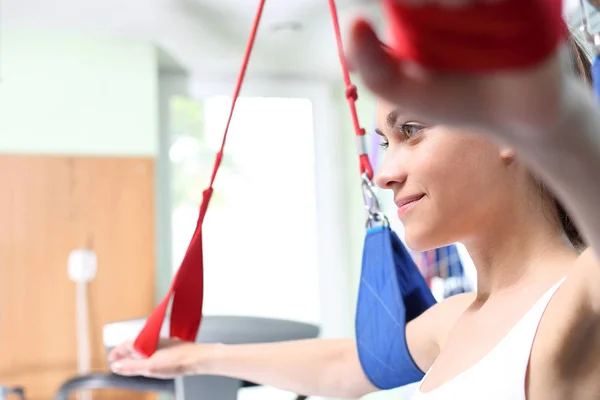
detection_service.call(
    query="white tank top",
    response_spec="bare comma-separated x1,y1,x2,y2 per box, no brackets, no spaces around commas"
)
410,278,566,400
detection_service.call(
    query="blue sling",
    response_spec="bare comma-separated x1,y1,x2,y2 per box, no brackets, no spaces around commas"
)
354,176,437,389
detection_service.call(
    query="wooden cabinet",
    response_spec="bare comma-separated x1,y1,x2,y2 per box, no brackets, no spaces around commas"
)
0,155,157,400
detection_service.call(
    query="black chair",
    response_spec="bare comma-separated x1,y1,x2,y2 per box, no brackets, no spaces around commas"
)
54,374,174,400
55,315,319,400
55,374,309,400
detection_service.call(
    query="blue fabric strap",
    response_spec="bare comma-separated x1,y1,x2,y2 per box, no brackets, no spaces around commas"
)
355,226,437,389
593,54,600,105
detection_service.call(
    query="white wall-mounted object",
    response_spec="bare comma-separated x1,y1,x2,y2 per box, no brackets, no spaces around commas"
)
68,249,98,400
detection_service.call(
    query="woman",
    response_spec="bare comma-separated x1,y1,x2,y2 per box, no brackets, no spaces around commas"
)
111,4,600,399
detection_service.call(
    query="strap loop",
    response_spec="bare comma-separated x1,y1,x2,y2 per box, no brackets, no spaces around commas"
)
327,0,375,183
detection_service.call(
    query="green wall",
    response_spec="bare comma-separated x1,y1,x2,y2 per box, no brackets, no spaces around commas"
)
0,28,170,306
0,30,159,156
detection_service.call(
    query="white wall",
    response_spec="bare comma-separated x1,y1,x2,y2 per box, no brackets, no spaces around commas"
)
0,30,159,156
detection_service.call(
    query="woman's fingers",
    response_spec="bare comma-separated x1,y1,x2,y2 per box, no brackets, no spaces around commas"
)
347,19,403,100
111,354,189,379
108,340,141,362
111,358,180,379
110,358,147,376
109,338,196,379
347,18,449,121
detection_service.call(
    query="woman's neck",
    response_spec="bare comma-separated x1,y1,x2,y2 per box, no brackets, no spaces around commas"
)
462,213,577,303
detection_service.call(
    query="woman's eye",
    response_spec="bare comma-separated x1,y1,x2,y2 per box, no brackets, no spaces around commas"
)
376,123,425,150
399,123,425,139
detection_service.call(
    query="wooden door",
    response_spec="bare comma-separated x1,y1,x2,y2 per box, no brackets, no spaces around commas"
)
0,155,157,400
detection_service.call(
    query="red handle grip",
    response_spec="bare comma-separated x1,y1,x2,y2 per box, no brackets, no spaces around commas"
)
382,0,566,72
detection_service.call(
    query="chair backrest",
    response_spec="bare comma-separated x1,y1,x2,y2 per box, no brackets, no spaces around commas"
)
103,315,320,358
0,385,25,400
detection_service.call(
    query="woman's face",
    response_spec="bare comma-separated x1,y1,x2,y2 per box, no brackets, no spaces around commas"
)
374,100,523,251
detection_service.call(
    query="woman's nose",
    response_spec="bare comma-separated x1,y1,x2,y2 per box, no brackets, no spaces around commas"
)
374,151,408,190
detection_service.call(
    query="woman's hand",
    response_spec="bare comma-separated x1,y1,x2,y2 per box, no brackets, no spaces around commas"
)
108,338,214,379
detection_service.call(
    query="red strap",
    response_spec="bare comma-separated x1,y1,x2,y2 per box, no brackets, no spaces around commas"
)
328,0,374,181
133,0,267,357
382,0,566,72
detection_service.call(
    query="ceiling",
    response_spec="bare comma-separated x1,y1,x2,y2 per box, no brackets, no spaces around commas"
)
3,0,384,80
3,0,599,81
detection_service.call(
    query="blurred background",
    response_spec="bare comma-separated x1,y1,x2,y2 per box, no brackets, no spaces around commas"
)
0,0,595,399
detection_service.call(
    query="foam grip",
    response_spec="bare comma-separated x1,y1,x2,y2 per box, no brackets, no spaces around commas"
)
381,0,566,72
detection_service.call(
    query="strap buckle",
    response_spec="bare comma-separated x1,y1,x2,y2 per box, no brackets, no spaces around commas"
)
361,173,389,229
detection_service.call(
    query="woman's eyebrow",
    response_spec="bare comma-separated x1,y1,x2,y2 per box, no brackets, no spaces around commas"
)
374,128,384,136
386,109,399,128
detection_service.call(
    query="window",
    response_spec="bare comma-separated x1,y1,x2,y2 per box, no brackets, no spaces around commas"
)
169,95,320,324
168,81,349,400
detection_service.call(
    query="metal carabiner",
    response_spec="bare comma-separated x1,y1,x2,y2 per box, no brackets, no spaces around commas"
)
361,173,389,229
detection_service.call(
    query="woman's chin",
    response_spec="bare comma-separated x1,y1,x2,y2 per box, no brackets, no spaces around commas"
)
403,227,446,253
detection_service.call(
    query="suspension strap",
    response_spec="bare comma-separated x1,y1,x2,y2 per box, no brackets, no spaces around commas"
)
133,0,267,357
328,0,386,228
328,0,373,182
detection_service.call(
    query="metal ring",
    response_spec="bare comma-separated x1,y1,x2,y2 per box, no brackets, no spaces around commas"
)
365,212,389,229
